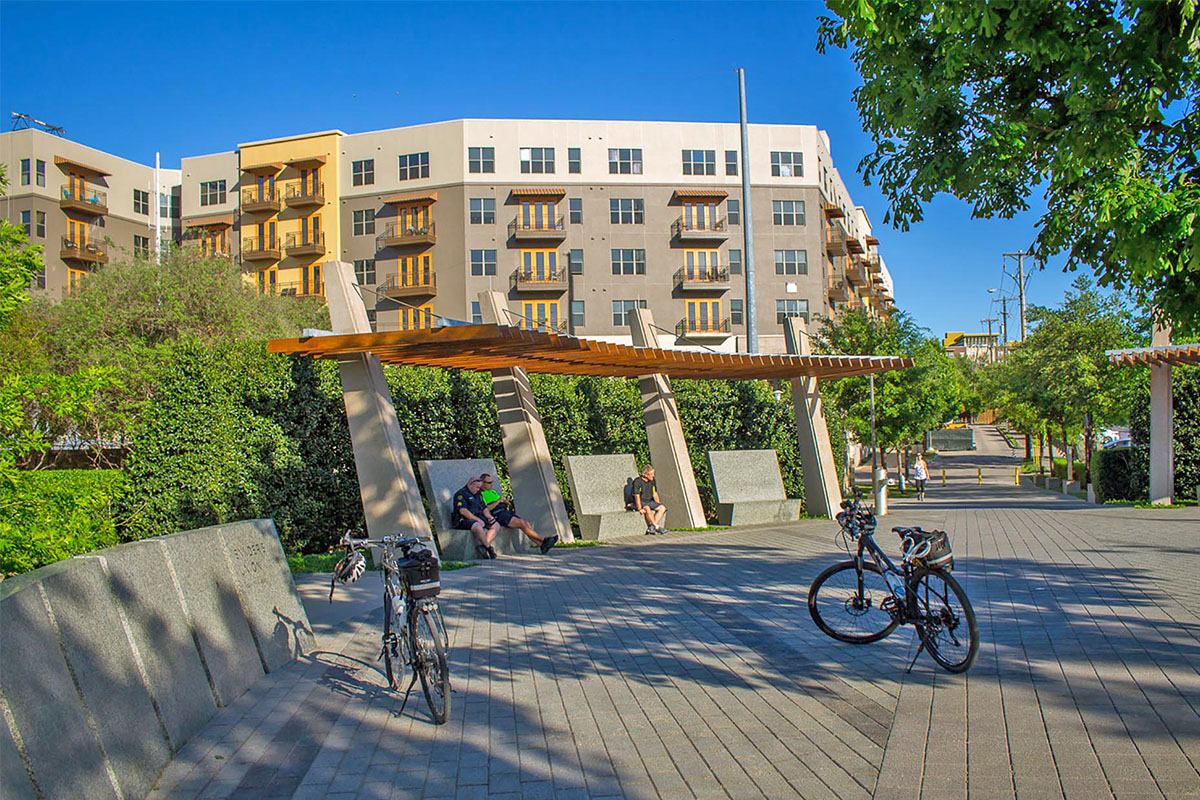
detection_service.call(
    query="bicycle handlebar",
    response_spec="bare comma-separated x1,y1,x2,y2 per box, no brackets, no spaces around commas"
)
340,532,426,549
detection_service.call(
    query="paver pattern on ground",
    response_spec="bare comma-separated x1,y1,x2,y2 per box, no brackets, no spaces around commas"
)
148,426,1200,799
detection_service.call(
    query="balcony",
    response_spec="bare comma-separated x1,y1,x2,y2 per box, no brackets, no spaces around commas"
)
376,221,436,249
673,266,730,292
263,280,322,299
826,224,847,256
828,279,852,303
510,268,568,294
242,235,280,262
381,271,437,300
285,231,325,258
671,216,729,241
60,234,108,265
675,317,732,342
846,256,869,286
508,216,566,241
284,181,324,208
60,184,107,216
241,187,282,215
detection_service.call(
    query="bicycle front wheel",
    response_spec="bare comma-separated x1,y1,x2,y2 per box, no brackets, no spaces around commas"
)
910,568,979,673
410,604,450,724
808,560,900,643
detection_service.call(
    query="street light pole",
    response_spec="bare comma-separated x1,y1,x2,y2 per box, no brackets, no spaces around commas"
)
737,68,758,354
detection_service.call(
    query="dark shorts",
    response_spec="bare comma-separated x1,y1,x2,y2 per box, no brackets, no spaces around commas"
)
914,479,927,491
493,508,517,526
455,516,495,531
640,501,664,512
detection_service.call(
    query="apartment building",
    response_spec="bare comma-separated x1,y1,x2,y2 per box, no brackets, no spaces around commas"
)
0,128,181,297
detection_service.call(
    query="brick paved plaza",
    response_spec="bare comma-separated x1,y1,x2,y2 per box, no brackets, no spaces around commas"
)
148,428,1200,799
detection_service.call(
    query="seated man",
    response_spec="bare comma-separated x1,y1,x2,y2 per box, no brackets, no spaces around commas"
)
452,476,499,559
633,464,668,535
479,473,558,554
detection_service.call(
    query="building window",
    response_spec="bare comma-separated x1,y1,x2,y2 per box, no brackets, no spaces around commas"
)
771,151,803,177
772,199,806,226
354,258,376,285
36,160,45,186
366,309,377,332
570,300,585,328
35,211,45,238
731,299,744,326
612,299,647,326
32,266,46,291
352,159,375,186
682,149,716,176
398,152,430,180
134,189,150,215
469,197,496,224
568,147,581,174
727,199,740,225
774,249,808,275
468,147,495,174
352,208,376,235
199,179,226,206
20,159,30,185
568,248,583,274
608,148,642,174
728,249,742,275
19,210,30,235
471,301,482,324
609,198,644,224
563,198,581,225
520,147,555,174
161,192,180,219
726,150,738,176
134,235,150,258
470,249,497,276
610,248,646,276
777,298,810,324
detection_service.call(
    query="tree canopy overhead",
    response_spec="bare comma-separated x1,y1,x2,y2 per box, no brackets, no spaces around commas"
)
818,0,1200,333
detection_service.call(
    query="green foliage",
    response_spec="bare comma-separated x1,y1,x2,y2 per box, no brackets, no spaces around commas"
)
1091,448,1139,503
1129,364,1200,498
0,469,126,575
818,0,1200,334
0,167,44,329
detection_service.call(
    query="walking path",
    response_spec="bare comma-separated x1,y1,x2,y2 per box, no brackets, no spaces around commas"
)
149,426,1200,799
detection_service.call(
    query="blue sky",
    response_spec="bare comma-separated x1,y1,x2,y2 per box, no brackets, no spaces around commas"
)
1,0,1092,338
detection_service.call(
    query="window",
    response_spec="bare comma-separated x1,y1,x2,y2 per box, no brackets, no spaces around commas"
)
468,147,494,174
608,148,642,174
726,150,738,176
352,208,376,235
518,200,559,230
777,298,810,324
469,197,495,224
352,159,375,186
36,160,45,186
161,192,180,219
774,249,808,275
772,199,806,226
471,301,482,324
35,211,45,238
612,299,647,326
568,197,582,224
727,199,740,225
570,300,585,328
354,258,376,285
685,299,723,332
609,198,644,224
731,299,744,326
199,179,226,206
134,235,150,258
32,266,46,291
520,147,554,174
470,249,497,276
134,189,150,215
366,309,377,332
19,210,30,235
682,249,721,281
568,249,584,274
771,151,803,177
398,152,430,180
610,248,646,276
519,249,560,281
400,306,434,331
682,202,720,230
728,249,742,275
568,147,581,174
682,149,716,176
20,159,30,185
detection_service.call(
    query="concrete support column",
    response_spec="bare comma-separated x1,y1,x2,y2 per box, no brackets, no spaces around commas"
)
628,308,707,529
1149,322,1174,505
783,317,843,519
323,261,433,544
478,291,574,542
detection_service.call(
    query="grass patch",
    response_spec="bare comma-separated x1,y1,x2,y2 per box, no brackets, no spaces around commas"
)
288,552,477,573
557,540,608,548
441,561,476,570
668,525,732,532
1104,498,1199,509
997,427,1019,449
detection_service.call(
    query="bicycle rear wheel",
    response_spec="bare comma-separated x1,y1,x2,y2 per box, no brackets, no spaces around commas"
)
910,568,979,673
382,591,399,690
808,560,900,643
410,604,450,724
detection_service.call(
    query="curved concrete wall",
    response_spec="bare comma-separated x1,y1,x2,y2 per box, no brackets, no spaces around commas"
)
0,519,314,800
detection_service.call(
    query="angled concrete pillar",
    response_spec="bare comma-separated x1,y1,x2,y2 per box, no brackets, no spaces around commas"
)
628,308,707,529
323,261,433,545
784,318,843,519
1149,322,1174,505
479,291,574,541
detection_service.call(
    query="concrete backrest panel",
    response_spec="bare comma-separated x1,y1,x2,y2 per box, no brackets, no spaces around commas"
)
708,450,788,503
564,454,639,514
418,458,499,533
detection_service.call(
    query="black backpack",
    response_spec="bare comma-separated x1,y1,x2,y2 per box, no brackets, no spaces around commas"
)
623,477,636,510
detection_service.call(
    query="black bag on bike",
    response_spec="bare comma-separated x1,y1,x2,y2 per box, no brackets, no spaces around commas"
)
400,550,441,598
916,530,954,569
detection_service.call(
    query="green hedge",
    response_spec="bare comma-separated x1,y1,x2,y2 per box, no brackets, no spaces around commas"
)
1090,448,1139,503
1129,365,1199,499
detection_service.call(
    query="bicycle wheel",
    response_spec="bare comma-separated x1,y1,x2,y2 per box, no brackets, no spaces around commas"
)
410,604,450,724
382,590,400,690
808,560,900,643
910,568,979,673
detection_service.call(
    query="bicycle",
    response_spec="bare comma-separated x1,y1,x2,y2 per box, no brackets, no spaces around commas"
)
331,532,451,723
807,492,980,673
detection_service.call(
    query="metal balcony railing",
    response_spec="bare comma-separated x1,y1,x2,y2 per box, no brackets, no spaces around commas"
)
671,216,728,238
380,271,437,295
60,183,108,214
511,267,568,291
242,235,280,259
284,231,325,253
675,317,732,337
508,216,566,237
376,221,436,248
60,234,108,263
673,265,730,289
283,180,324,206
241,186,282,211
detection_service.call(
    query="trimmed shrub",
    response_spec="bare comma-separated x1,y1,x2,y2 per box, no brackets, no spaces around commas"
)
1090,448,1138,503
1129,365,1199,499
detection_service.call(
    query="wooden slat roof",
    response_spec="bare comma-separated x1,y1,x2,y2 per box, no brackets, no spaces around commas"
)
53,155,111,177
1107,343,1200,367
673,188,730,200
242,161,283,174
384,191,438,206
510,187,566,198
267,324,914,380
184,214,234,228
284,154,327,167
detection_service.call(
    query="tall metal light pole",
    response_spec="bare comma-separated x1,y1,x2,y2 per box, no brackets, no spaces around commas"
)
737,68,758,353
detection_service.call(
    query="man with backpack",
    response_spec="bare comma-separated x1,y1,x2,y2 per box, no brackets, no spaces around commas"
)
629,464,668,535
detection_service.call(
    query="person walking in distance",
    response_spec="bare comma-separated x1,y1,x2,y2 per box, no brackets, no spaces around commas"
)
633,465,668,535
913,453,929,502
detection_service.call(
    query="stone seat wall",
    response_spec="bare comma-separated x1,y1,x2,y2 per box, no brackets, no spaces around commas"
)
707,449,802,526
563,454,650,540
417,458,533,560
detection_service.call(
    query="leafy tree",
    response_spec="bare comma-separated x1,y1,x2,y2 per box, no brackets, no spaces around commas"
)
0,167,43,328
818,0,1200,332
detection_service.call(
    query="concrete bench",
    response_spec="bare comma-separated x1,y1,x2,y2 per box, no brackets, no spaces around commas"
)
707,449,801,526
563,454,650,540
417,458,535,560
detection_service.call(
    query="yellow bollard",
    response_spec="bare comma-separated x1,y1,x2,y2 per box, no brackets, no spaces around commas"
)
977,468,982,485
942,468,946,486
1015,466,1020,485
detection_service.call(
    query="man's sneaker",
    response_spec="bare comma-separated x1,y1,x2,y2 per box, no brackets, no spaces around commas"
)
486,545,498,559
539,535,559,554
656,525,668,535
645,526,657,535
475,544,490,560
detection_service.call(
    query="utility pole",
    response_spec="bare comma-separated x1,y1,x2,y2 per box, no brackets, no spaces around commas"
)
737,68,758,353
153,152,162,265
1003,251,1032,340
981,317,997,362
998,296,1009,358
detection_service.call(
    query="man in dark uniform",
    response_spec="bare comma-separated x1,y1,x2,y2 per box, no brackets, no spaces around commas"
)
452,476,499,559
479,473,558,554
632,464,668,535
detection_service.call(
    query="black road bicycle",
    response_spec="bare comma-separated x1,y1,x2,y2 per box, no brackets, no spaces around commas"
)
331,533,451,723
807,493,980,673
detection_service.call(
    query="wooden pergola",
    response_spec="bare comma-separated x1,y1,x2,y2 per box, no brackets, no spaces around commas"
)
1106,343,1200,368
268,323,913,380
